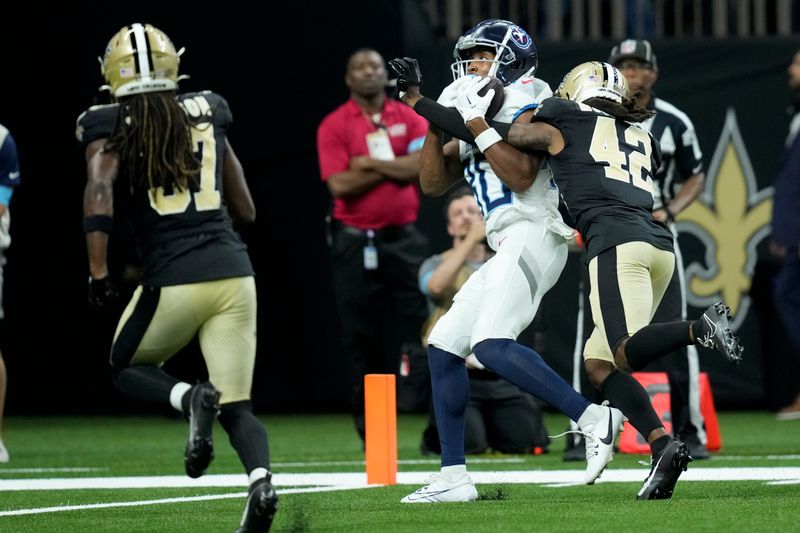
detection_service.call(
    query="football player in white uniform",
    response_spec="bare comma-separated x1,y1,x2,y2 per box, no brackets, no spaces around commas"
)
390,19,624,503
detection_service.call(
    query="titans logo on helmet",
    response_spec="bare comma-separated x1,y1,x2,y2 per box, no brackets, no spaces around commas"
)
510,26,532,49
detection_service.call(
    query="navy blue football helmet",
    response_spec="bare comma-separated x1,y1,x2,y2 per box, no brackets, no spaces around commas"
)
451,19,538,86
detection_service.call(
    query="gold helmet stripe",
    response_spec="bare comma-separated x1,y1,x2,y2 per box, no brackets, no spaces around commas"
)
130,23,152,82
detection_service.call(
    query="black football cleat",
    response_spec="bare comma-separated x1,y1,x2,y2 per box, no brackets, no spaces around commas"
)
636,438,693,500
694,302,744,365
235,475,279,533
184,381,220,479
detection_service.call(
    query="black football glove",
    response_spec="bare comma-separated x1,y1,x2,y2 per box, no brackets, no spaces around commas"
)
388,57,423,93
88,276,119,308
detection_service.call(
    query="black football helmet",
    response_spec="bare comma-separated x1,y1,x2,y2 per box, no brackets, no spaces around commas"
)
451,19,538,86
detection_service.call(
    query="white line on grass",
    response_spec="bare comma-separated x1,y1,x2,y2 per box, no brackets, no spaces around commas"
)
715,454,800,460
1,467,798,492
1,469,797,517
272,457,524,467
0,467,108,474
0,485,370,517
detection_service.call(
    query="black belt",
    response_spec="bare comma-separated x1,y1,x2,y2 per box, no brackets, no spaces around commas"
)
333,221,415,241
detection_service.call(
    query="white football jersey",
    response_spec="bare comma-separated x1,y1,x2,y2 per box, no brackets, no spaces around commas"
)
459,76,571,245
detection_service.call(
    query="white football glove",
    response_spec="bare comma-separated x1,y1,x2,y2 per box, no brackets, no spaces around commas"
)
436,76,476,108
456,77,494,123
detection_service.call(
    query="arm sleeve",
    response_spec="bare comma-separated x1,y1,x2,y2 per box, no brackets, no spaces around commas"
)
316,117,350,181
673,118,704,179
418,254,443,296
0,131,20,187
405,107,429,154
413,97,512,145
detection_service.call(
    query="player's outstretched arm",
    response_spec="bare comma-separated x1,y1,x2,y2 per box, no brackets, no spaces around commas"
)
389,56,513,144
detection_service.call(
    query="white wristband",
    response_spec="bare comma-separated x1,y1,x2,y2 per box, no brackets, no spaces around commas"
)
474,128,502,153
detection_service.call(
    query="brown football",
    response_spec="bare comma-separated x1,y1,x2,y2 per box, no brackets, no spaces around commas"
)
477,76,505,120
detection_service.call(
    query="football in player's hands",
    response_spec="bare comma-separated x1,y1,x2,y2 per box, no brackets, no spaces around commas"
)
478,76,505,120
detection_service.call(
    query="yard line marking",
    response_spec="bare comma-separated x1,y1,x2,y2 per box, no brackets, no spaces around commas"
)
0,467,108,474
0,485,370,517
1,467,798,492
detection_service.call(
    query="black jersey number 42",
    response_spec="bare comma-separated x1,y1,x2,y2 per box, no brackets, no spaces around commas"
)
589,116,654,195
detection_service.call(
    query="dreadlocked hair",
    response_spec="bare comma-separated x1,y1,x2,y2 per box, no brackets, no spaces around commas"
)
584,91,655,123
105,92,200,194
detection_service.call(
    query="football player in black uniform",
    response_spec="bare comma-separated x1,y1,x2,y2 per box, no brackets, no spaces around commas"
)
76,23,277,532
451,62,743,500
609,39,710,460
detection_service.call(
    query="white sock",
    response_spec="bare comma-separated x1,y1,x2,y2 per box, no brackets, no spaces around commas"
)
169,382,192,413
441,464,467,482
248,467,269,485
577,403,603,429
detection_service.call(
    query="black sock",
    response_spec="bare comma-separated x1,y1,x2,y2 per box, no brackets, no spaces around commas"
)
625,322,693,370
650,435,672,457
218,401,270,472
114,365,180,405
599,370,663,440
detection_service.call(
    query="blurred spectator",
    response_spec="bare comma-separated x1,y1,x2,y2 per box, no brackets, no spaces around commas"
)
316,48,430,444
417,186,550,456
0,122,20,463
769,49,800,421
609,38,711,459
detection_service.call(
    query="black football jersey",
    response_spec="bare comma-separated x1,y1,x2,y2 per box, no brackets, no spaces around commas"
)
532,97,673,259
76,91,254,286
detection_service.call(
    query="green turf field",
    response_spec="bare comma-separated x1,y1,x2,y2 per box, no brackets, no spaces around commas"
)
0,411,797,532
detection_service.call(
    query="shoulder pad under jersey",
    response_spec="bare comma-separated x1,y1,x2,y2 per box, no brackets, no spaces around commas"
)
532,97,583,124
75,104,119,146
508,76,553,103
179,91,233,131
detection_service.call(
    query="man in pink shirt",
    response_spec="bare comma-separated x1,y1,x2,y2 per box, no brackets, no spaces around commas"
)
317,48,430,443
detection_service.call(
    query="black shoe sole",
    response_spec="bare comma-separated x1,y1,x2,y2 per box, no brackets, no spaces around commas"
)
235,484,279,533
707,303,744,365
637,442,692,500
185,437,214,478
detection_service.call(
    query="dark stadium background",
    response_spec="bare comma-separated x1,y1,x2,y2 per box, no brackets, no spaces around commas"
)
0,3,798,415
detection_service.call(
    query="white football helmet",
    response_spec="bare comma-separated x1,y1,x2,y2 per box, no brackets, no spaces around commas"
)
99,23,186,97
554,61,629,104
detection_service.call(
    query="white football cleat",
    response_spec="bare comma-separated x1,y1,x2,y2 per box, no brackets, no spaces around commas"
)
0,439,9,463
401,473,478,503
579,405,624,484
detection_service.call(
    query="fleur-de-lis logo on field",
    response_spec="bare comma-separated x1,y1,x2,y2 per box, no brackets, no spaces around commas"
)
676,108,773,331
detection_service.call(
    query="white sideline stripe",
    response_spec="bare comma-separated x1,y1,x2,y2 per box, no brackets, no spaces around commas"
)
1,468,798,492
716,454,800,460
273,458,524,467
0,485,369,517
0,467,108,474
1,469,797,517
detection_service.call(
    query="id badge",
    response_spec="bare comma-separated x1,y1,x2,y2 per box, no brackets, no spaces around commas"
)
366,130,395,161
363,244,378,270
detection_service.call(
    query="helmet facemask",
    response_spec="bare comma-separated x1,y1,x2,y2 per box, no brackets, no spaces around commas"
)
450,20,537,86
